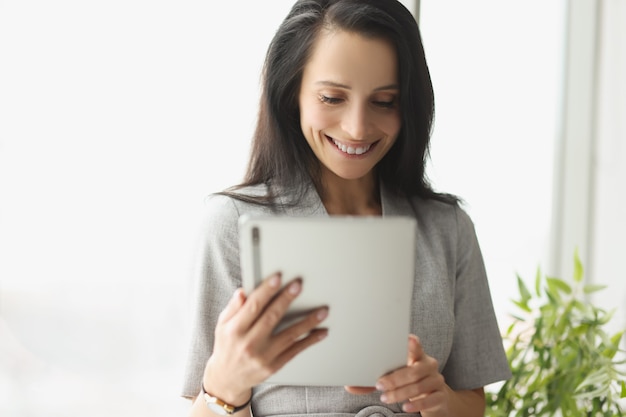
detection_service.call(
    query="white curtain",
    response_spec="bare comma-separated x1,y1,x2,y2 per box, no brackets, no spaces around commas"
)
419,0,564,325
590,0,626,335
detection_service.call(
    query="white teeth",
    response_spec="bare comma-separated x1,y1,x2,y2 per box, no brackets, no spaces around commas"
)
331,138,371,155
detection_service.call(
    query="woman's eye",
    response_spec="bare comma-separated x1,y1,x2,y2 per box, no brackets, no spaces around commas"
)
373,100,397,109
319,95,343,105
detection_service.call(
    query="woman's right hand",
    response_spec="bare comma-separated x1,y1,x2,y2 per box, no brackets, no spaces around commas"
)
201,273,329,406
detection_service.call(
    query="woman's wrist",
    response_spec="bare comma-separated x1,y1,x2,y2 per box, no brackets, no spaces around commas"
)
200,381,252,415
202,366,252,407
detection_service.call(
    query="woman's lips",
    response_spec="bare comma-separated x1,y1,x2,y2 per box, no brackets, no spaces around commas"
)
326,134,377,156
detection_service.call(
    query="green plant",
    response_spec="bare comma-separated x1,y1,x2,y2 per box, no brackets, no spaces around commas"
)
486,252,626,416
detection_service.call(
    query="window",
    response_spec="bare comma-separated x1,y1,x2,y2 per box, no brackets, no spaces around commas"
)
419,0,564,322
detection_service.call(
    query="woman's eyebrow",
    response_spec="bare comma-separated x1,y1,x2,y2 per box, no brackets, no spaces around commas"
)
315,80,399,91
315,80,351,89
374,84,399,91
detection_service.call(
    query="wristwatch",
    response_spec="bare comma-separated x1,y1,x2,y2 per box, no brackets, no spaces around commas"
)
201,382,252,415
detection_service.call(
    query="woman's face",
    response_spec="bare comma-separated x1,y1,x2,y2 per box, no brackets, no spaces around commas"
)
299,30,401,182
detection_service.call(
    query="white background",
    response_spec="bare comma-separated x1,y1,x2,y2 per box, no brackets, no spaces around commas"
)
1,1,623,416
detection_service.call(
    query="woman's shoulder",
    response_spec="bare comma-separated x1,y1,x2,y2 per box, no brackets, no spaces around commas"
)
406,195,483,274
202,184,277,222
194,185,277,251
407,194,475,238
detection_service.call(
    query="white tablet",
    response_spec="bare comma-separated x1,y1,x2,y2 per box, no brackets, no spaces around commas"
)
238,215,416,387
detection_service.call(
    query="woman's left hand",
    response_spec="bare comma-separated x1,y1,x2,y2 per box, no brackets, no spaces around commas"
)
346,334,448,415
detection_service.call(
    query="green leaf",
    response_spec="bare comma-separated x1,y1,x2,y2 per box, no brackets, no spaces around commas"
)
583,283,607,294
573,248,584,283
621,381,626,398
597,308,616,326
571,323,590,337
535,267,542,297
545,285,560,305
512,299,531,313
575,369,610,394
505,321,517,336
517,275,532,303
610,331,624,347
546,277,572,295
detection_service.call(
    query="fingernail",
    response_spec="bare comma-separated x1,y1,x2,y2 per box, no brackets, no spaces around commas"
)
380,393,388,403
288,280,301,295
269,274,281,287
376,382,385,391
316,308,328,321
403,402,416,413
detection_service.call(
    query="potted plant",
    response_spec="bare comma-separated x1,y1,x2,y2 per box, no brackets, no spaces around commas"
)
485,252,626,416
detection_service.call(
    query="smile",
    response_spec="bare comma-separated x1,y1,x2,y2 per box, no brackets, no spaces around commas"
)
327,135,374,155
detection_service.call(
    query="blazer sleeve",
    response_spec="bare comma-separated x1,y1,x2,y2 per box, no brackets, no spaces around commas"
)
180,194,242,399
441,206,512,390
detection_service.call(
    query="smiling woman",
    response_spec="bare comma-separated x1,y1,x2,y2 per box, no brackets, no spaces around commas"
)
181,1,510,417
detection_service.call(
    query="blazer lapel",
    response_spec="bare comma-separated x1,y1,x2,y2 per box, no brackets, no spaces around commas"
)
278,183,329,217
380,182,416,218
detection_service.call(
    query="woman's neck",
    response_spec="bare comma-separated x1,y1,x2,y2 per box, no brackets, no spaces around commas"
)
317,170,382,216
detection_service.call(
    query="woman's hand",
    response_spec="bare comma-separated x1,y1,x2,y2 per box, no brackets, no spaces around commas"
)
346,334,485,416
202,273,329,406
376,334,447,414
346,335,447,414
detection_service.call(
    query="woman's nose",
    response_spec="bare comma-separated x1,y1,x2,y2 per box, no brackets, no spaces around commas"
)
341,104,372,141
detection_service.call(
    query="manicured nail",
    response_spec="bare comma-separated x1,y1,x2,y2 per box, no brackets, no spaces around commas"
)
288,280,301,295
380,393,388,403
316,308,328,321
376,382,385,391
269,274,281,287
403,402,416,413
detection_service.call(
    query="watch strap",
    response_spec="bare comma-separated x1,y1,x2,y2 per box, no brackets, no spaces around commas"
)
201,382,252,415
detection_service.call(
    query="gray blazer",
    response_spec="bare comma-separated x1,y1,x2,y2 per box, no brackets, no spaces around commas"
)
182,182,511,416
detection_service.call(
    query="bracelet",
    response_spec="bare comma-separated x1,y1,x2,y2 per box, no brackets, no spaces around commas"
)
201,382,252,415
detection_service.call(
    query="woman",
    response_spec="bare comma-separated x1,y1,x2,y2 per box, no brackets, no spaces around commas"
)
182,1,511,416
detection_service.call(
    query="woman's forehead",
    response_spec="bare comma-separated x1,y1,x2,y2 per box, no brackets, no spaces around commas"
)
302,30,399,90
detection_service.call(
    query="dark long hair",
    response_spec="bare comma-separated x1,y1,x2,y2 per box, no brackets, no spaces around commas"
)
223,0,457,205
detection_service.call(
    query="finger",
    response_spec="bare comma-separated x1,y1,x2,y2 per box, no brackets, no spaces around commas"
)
407,334,422,365
236,272,283,330
403,389,446,413
247,278,303,339
380,373,444,404
377,334,425,391
270,306,329,354
345,386,377,395
217,288,246,323
269,327,328,372
379,353,439,393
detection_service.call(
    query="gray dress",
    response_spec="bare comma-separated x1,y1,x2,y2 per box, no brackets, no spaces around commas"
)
181,182,511,416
